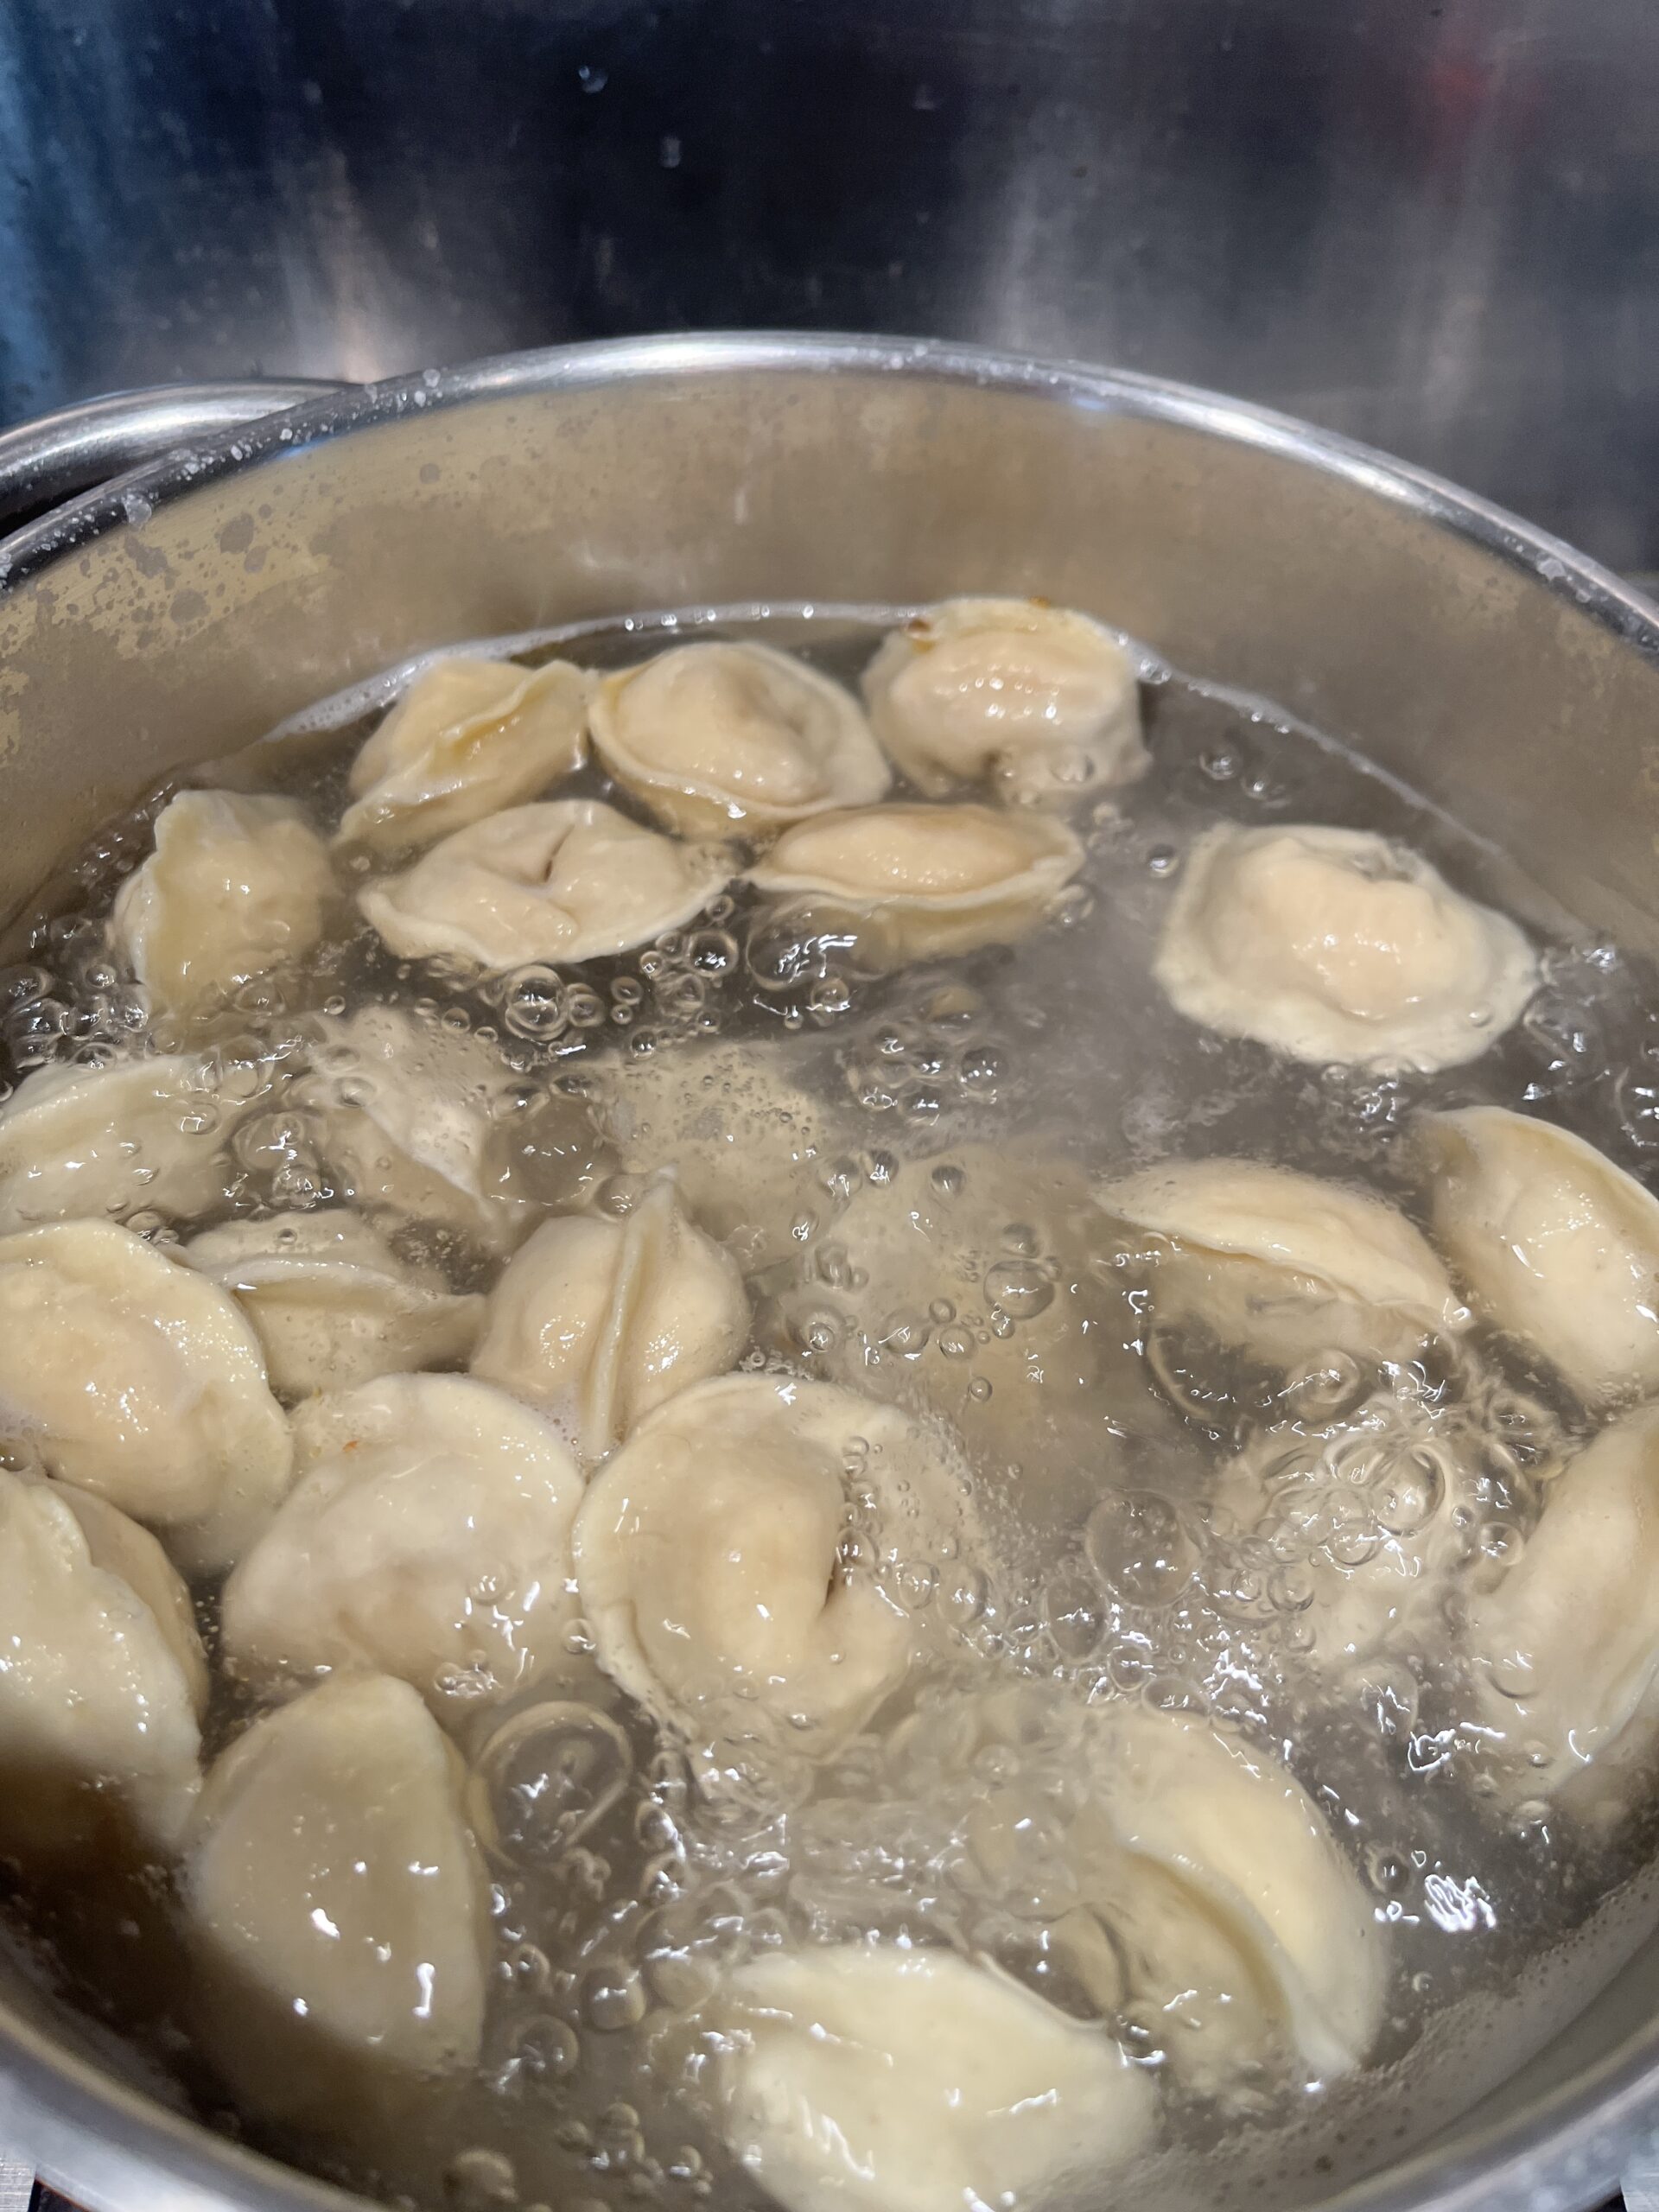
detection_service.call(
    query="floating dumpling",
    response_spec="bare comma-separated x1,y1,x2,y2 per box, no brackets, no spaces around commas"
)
1154,823,1537,1071
0,1052,241,1235
221,1373,582,1721
861,598,1147,805
471,1173,748,1460
335,656,589,855
185,1211,484,1399
1100,1156,1463,1369
1466,1406,1659,1803
0,1221,292,1574
574,1373,964,1741
111,790,336,1018
695,1944,1154,2212
358,799,731,973
1420,1106,1659,1407
301,1007,537,1253
0,1470,207,1863
184,1672,489,2130
1062,1703,1386,2085
745,802,1084,968
590,641,891,838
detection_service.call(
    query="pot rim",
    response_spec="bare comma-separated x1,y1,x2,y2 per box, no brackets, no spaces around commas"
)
1,327,1656,2212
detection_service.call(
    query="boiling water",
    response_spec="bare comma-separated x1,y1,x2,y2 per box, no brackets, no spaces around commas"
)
4,606,1659,2212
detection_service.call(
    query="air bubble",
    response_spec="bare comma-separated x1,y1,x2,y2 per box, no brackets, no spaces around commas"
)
1084,1490,1196,1609
983,1260,1054,1321
467,1701,632,1872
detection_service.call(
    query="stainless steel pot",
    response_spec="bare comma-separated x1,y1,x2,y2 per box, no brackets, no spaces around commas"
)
0,334,1656,2212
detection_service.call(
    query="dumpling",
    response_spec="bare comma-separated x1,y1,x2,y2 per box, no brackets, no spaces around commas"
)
769,1147,1172,1529
594,1035,849,1276
185,1211,485,1399
1212,1392,1472,1666
301,1006,538,1253
0,1470,207,1863
221,1373,582,1722
183,1672,489,2131
861,598,1147,805
358,799,731,972
745,803,1084,968
1062,1704,1386,2085
0,1221,292,1574
1154,823,1537,1071
335,655,589,855
1099,1156,1464,1368
111,790,337,1018
693,1944,1154,2212
1420,1106,1659,1406
471,1172,749,1460
1465,1406,1659,1803
0,1052,239,1234
590,641,891,838
573,1373,966,1742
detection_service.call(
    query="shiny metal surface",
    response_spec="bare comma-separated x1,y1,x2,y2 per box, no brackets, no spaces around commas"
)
0,333,1657,2212
0,380,340,534
2,1,1658,569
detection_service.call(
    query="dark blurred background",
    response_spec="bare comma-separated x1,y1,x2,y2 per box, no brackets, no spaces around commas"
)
1,0,1656,566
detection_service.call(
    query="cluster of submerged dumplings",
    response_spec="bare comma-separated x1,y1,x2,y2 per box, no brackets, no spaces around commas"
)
2,592,1656,2212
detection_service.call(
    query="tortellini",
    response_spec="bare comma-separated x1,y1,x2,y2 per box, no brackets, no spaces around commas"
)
0,1052,237,1235
184,1672,490,2130
111,790,336,1018
1154,823,1538,1071
861,597,1147,805
0,1221,292,1574
301,1006,537,1253
1466,1406,1659,1802
745,802,1084,968
186,1211,483,1398
221,1373,582,1721
574,1373,964,1741
471,1173,749,1460
591,640,891,837
696,1944,1154,2212
335,655,589,854
1061,1704,1386,2084
1420,1106,1659,1407
1100,1155,1463,1369
358,799,730,972
0,1470,207,1862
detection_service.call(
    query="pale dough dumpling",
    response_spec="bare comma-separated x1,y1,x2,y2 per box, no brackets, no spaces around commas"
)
301,1006,537,1253
1100,1156,1464,1368
574,1373,964,1741
1154,823,1537,1071
745,802,1084,968
0,1221,292,1574
186,1211,484,1399
471,1173,749,1460
1421,1106,1659,1406
590,641,891,837
221,1373,582,1721
1466,1406,1659,1803
0,1052,238,1235
0,1470,207,1863
861,597,1147,805
111,790,336,1018
358,799,731,972
335,655,589,855
1064,1705,1386,2085
698,1945,1154,2212
184,1672,489,2131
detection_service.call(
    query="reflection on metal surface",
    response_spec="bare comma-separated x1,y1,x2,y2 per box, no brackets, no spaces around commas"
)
0,0,1656,563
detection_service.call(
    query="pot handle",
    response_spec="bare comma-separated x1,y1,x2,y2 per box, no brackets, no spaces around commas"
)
0,378,344,537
